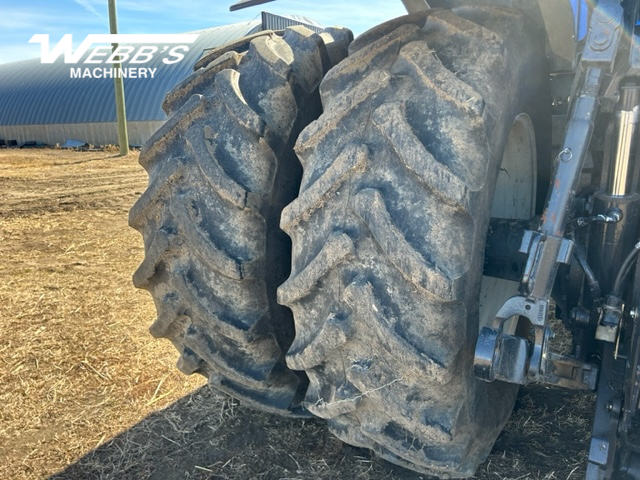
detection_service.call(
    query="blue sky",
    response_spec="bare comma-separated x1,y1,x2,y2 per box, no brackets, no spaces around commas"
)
1,0,408,64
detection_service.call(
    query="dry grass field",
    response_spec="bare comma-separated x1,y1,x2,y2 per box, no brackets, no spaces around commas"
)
0,148,595,480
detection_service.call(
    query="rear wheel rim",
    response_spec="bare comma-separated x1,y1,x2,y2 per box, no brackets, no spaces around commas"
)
479,113,537,330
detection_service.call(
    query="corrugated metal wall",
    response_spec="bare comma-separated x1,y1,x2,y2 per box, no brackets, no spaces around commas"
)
261,12,324,33
0,21,260,132
0,13,329,147
0,121,164,147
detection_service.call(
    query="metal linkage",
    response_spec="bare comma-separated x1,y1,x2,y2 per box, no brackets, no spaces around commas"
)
520,230,575,299
474,66,605,389
474,0,624,389
475,296,598,390
580,0,623,70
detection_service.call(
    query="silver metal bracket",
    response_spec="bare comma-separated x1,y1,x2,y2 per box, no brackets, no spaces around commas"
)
596,294,624,343
520,231,574,299
473,0,619,389
475,296,549,385
580,0,623,71
474,296,598,390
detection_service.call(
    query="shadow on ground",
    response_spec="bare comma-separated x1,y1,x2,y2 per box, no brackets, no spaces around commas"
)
51,384,594,480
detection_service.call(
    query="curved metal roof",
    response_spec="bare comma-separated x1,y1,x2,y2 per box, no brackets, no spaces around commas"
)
0,20,260,125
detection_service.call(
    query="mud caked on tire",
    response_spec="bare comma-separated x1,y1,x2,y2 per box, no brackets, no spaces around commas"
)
279,7,548,477
129,26,352,416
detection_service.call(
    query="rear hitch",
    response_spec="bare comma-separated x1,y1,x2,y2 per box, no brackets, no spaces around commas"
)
475,296,598,390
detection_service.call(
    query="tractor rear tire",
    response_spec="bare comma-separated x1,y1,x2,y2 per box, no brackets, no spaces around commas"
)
279,7,548,475
129,26,352,416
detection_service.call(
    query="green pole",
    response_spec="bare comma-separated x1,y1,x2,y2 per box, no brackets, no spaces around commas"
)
108,0,130,156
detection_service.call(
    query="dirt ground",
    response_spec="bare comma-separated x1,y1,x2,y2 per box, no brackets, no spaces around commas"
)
0,148,594,480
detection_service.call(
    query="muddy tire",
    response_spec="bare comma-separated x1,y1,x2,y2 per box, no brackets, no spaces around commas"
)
129,26,352,416
279,7,548,476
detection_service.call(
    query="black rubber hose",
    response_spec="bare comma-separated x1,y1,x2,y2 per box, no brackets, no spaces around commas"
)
613,242,640,296
572,240,602,301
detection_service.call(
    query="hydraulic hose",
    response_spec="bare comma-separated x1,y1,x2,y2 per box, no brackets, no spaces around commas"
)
613,241,640,296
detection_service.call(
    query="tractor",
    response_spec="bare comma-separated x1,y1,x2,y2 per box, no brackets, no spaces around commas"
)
129,0,640,477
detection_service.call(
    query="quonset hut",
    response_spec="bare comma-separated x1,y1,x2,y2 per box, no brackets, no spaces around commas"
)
0,13,322,147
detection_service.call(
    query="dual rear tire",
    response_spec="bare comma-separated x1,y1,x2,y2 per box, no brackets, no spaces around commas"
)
132,8,548,477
